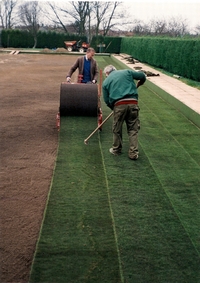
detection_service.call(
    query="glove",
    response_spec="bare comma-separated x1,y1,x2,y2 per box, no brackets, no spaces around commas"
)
92,80,96,84
66,76,71,83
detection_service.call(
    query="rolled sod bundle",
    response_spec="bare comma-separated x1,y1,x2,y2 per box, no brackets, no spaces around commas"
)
60,83,98,117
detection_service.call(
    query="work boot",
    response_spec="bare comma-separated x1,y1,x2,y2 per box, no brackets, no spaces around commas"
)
109,148,121,156
128,153,139,160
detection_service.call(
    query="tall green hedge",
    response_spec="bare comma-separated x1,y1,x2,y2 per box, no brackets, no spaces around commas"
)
1,29,121,53
90,36,121,53
1,29,34,48
120,37,200,81
1,29,199,81
1,29,87,49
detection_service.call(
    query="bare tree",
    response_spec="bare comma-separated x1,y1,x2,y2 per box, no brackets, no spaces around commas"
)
46,2,68,33
93,2,110,36
149,19,167,35
48,1,90,35
18,1,41,48
194,24,200,35
86,2,92,42
167,16,189,36
46,1,125,41
131,19,145,35
130,16,190,37
70,1,89,35
0,0,18,29
99,2,121,36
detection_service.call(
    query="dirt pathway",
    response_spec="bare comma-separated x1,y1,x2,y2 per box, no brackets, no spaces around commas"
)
0,53,78,283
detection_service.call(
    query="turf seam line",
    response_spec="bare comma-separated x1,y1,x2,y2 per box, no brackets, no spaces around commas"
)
139,138,200,257
28,132,60,282
145,84,200,131
141,88,200,168
139,97,200,255
98,133,125,283
141,96,200,184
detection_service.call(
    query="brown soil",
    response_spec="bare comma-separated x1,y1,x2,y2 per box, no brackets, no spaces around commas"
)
0,52,78,283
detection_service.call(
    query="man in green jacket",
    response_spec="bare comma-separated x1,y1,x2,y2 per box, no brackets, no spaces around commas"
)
102,65,146,160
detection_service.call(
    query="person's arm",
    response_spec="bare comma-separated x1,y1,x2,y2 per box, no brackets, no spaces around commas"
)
102,85,109,105
93,61,99,82
137,80,144,88
66,58,80,81
133,71,146,88
102,85,113,109
92,60,99,83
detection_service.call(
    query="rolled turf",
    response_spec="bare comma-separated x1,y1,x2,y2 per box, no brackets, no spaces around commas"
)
30,57,200,283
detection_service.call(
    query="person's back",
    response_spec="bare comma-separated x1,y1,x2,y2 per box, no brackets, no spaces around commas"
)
103,69,146,109
102,65,146,160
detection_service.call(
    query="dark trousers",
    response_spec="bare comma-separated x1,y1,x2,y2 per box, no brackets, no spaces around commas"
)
112,104,140,154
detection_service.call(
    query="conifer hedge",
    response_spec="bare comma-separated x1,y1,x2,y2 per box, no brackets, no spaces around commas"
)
1,29,199,81
1,29,87,49
1,30,121,53
120,37,200,81
1,29,33,48
90,36,121,53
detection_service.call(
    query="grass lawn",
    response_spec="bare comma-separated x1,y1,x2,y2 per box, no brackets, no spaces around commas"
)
30,56,200,283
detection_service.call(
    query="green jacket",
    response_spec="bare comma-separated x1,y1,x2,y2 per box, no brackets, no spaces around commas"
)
102,69,146,109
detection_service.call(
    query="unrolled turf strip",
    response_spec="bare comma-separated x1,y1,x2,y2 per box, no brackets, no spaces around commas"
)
99,96,200,282
30,57,200,283
30,115,122,283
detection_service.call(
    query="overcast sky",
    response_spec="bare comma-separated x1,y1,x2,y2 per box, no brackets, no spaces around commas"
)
24,0,200,32
122,0,200,31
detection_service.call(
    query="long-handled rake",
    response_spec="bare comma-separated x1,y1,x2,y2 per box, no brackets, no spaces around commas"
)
84,112,113,145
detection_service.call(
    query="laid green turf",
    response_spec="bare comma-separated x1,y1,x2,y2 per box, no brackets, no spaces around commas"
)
30,116,122,283
30,56,200,283
99,96,200,282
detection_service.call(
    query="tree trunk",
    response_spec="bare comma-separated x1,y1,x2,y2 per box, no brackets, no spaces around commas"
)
33,36,37,48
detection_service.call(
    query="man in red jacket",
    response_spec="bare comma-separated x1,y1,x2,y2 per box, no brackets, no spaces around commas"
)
66,47,98,83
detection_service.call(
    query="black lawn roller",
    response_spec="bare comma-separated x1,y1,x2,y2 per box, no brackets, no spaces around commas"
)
56,82,103,132
60,83,99,117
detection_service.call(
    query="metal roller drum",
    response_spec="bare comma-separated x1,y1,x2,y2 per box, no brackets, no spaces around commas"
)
60,83,98,116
